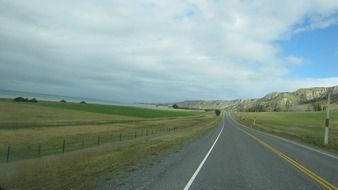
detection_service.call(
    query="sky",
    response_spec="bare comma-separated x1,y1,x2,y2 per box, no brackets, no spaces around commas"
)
1,0,338,103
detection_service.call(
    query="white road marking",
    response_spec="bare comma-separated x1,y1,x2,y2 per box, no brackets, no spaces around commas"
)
183,116,224,190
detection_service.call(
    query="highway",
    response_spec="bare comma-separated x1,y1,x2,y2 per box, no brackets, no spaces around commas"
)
146,113,338,190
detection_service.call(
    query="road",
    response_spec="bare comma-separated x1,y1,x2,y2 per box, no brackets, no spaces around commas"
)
145,113,338,190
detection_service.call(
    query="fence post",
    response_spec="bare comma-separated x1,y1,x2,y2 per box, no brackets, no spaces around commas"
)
98,136,101,145
119,133,122,141
6,146,10,163
38,143,41,157
62,139,66,153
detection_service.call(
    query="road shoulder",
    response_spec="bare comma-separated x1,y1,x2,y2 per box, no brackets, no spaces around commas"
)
97,122,222,190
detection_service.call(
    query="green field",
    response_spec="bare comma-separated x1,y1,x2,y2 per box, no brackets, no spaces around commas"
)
234,111,338,153
0,99,219,189
37,101,202,118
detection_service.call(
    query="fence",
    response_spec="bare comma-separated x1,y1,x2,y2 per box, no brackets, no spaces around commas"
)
1,127,178,163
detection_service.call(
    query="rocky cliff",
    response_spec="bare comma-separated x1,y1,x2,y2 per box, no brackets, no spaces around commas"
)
169,85,338,112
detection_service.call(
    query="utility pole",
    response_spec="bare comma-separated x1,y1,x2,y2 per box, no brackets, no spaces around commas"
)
324,93,330,145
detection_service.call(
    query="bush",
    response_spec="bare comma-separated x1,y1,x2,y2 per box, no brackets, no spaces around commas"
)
14,97,37,103
273,106,282,112
313,102,324,111
172,104,179,109
215,109,221,116
246,104,267,112
29,98,38,103
80,101,87,104
13,97,26,102
60,100,67,103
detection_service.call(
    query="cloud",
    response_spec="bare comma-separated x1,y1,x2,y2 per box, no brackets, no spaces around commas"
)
293,16,338,33
285,55,304,65
1,0,338,102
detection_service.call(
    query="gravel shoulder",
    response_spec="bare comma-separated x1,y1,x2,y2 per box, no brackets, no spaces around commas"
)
98,121,222,190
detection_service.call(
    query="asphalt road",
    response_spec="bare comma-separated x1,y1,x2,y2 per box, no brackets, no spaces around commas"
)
146,113,338,190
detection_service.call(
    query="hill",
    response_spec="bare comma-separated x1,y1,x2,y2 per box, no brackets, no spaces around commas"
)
166,85,338,112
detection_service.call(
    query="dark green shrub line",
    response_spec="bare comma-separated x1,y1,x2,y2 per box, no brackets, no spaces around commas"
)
13,97,38,103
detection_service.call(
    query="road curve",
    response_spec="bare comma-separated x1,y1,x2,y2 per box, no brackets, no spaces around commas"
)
148,113,338,190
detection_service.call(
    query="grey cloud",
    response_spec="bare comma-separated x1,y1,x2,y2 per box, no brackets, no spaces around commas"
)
1,0,338,102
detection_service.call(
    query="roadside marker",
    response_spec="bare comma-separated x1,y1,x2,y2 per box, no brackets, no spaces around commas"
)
324,93,330,145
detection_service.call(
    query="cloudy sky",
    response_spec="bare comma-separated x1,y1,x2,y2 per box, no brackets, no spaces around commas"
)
1,0,338,103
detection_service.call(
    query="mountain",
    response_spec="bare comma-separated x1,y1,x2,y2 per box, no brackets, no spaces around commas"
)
168,85,338,112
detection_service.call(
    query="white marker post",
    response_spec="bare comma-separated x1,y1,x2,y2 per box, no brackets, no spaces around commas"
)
252,116,256,128
324,93,330,145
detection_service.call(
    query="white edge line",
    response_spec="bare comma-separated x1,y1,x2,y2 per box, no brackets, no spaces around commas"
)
228,112,338,160
183,116,225,190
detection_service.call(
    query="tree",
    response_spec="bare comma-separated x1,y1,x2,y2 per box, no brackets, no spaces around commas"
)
285,100,292,112
13,97,26,102
249,103,266,112
172,104,179,109
273,106,282,112
80,101,87,104
215,109,221,116
29,98,38,103
13,97,37,103
313,102,324,111
60,100,67,103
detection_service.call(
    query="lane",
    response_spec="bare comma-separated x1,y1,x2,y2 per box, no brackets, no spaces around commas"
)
188,113,324,190
145,112,338,190
146,117,224,190
228,113,338,188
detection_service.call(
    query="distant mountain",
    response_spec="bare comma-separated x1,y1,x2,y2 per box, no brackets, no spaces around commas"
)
166,85,338,112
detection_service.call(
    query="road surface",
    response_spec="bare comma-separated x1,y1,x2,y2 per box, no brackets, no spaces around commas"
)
145,112,338,190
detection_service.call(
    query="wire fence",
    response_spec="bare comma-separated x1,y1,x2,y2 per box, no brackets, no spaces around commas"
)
0,127,179,163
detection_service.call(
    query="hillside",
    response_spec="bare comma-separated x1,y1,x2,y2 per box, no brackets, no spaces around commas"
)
168,85,338,112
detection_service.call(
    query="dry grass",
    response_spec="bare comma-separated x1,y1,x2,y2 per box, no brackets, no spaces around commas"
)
0,100,211,161
0,101,140,129
0,100,219,189
0,115,219,190
234,111,338,153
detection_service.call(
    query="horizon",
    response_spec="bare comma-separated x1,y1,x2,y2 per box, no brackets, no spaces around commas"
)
1,84,337,104
1,1,338,102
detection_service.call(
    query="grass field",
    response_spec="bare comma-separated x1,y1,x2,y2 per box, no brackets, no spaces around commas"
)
0,99,219,189
36,100,201,118
234,111,338,153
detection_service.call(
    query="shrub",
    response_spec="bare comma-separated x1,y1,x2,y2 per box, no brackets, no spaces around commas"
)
172,104,179,109
80,101,87,104
13,97,37,103
215,109,221,116
29,98,38,103
60,100,67,103
13,97,26,102
313,102,324,111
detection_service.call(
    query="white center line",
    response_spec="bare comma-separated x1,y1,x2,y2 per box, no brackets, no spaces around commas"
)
183,116,225,190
